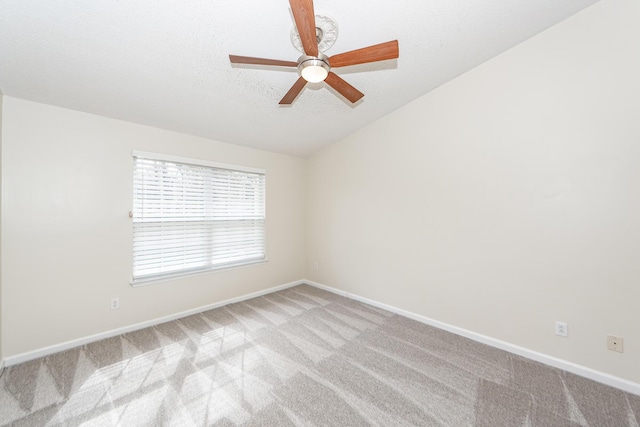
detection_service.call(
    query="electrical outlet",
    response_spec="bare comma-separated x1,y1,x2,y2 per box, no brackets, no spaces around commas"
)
555,321,568,337
607,335,623,353
111,297,120,310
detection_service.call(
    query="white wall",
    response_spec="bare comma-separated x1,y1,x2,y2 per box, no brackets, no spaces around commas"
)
0,97,306,357
307,0,640,383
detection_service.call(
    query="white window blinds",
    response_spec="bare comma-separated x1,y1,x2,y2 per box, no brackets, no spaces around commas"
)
132,152,266,284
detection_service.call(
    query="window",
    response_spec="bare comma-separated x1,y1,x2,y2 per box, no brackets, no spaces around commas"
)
132,151,266,284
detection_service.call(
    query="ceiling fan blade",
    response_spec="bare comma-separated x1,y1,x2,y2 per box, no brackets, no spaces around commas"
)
229,55,297,67
324,72,364,103
289,0,318,57
328,40,399,68
279,77,308,105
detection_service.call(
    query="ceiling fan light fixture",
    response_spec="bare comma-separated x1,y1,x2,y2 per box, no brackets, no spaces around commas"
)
229,1,399,105
298,54,330,83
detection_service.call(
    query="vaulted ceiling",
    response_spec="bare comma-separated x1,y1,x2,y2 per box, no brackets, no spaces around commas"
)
0,0,600,157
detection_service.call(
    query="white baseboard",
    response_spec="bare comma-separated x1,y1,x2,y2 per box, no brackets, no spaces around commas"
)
6,278,639,397
4,279,304,367
304,280,640,397
0,359,5,378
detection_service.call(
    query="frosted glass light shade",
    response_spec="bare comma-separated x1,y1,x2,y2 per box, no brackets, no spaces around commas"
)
301,65,329,82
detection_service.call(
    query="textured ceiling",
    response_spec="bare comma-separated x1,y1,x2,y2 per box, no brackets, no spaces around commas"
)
0,0,600,157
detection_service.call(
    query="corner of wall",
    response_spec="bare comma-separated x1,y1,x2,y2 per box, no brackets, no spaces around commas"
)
0,90,4,369
0,98,308,358
303,0,640,385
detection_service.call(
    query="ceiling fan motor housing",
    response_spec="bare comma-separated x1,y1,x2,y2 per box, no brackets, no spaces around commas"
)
297,53,330,83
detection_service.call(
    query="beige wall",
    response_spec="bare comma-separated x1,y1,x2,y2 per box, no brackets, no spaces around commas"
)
0,90,3,364
0,97,306,357
306,0,640,383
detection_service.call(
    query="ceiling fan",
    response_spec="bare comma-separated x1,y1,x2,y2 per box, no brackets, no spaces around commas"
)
229,0,399,105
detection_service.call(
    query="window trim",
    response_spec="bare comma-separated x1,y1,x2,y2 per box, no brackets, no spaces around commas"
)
132,150,266,175
131,150,267,286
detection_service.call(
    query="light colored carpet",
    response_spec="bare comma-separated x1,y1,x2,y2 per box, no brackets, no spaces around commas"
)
0,284,638,426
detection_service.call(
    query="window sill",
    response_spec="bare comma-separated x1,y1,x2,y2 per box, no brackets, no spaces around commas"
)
130,259,269,287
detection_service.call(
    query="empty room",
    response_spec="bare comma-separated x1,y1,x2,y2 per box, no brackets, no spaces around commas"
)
0,0,639,425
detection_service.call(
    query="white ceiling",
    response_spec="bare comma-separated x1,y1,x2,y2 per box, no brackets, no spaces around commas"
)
0,0,600,157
